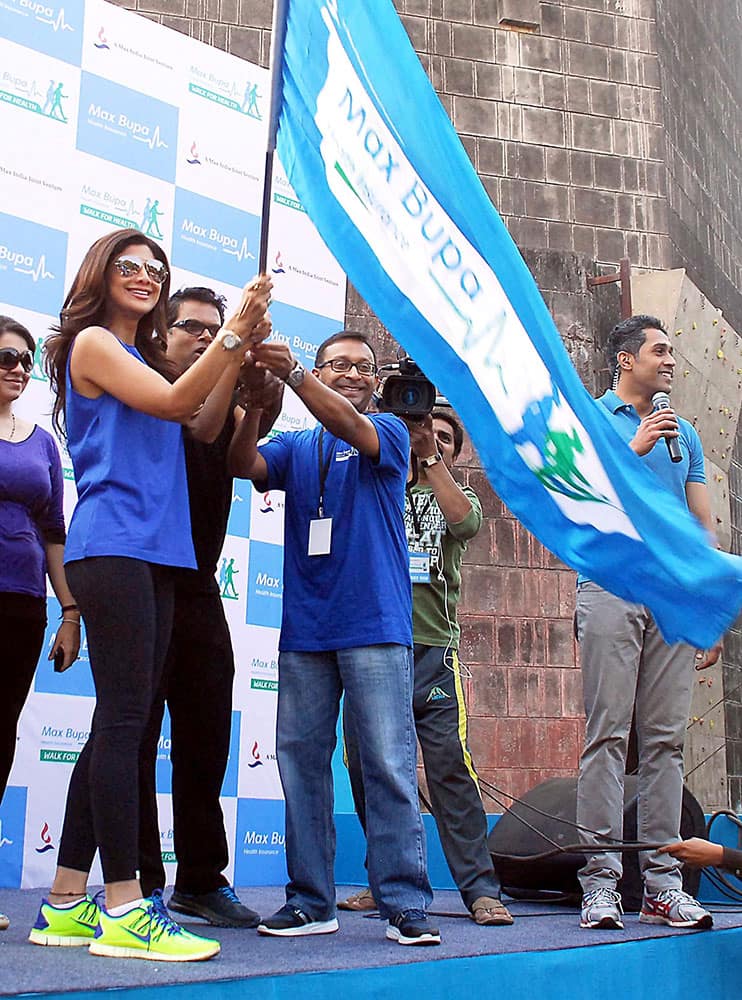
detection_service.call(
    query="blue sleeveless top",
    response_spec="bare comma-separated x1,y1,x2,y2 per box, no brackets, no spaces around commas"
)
64,338,196,569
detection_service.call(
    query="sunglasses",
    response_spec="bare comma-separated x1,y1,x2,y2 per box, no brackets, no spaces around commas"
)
170,318,222,339
112,255,169,285
0,346,34,373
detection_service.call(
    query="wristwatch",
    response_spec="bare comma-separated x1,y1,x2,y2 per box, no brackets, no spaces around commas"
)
218,329,243,351
419,452,443,469
284,361,305,389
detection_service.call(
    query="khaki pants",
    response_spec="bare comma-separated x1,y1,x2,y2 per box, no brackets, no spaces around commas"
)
575,582,695,896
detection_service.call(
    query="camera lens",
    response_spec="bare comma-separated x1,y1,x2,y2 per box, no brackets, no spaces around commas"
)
401,386,421,407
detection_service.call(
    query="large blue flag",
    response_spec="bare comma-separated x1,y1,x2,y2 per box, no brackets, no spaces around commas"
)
273,0,741,647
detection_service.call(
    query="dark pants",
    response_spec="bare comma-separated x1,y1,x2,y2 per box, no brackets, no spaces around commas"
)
0,612,45,802
57,558,174,884
139,584,234,896
344,643,501,911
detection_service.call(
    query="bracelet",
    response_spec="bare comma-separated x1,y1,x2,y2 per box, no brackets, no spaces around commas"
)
61,604,79,613
61,618,81,626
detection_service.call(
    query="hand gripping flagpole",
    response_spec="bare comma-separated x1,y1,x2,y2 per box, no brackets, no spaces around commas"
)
258,0,289,274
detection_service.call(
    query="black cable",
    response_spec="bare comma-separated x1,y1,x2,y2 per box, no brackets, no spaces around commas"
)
685,680,742,733
426,907,578,919
418,786,433,814
684,741,727,781
478,780,565,851
478,775,648,849
489,841,669,863
700,866,742,905
621,681,742,780
698,810,742,903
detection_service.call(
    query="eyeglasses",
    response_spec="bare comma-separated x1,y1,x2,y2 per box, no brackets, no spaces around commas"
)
317,358,377,376
0,346,34,373
112,255,169,285
170,318,222,339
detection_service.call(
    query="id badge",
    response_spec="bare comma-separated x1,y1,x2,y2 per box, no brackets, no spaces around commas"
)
309,517,332,556
409,550,431,584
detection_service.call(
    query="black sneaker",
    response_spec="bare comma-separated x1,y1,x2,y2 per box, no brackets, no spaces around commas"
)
257,904,339,937
386,909,441,946
169,886,260,928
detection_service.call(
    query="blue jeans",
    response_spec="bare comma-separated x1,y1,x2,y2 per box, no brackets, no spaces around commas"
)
277,644,432,920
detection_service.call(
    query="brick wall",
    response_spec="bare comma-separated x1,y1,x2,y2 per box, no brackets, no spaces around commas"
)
655,0,742,340
405,0,669,272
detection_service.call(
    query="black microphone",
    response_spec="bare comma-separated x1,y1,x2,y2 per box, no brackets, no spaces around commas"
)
651,391,683,463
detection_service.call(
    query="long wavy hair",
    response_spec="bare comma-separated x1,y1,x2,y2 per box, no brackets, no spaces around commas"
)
44,229,171,437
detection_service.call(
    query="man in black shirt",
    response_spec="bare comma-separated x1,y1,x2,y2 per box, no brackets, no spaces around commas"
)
139,287,281,926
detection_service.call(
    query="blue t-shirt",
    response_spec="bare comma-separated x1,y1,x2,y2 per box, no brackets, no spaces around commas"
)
259,412,412,652
578,390,706,586
64,341,196,569
597,390,706,504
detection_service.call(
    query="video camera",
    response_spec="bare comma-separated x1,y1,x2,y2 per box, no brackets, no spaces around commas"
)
378,354,437,419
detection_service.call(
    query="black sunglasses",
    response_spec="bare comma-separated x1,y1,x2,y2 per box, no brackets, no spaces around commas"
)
170,318,222,339
0,346,34,373
112,254,169,285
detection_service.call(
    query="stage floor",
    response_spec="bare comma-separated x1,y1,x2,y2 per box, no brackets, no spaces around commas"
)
2,885,741,999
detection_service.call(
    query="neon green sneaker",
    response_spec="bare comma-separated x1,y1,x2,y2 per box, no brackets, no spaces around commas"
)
89,895,220,962
29,896,101,946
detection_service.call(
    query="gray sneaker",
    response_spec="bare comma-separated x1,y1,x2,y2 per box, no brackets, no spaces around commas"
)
580,887,624,929
639,888,713,929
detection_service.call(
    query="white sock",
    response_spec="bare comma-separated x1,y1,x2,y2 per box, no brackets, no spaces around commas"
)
51,896,85,909
107,897,146,917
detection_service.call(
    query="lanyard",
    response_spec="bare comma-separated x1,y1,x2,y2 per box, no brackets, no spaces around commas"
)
317,427,334,518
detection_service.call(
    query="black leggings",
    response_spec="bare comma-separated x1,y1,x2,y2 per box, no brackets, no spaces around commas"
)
0,613,45,803
58,557,174,884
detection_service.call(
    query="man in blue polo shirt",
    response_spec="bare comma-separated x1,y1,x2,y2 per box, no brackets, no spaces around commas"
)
576,315,719,932
231,331,439,946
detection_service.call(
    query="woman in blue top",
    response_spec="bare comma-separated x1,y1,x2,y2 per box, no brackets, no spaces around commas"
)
31,229,271,962
0,315,80,934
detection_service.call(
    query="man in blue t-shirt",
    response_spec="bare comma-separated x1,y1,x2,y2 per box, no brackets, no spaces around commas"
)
577,315,720,933
233,331,439,946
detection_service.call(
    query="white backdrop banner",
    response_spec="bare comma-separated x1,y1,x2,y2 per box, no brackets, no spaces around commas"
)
0,0,346,888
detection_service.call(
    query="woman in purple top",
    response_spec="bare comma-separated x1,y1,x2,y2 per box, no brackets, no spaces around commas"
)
0,315,80,932
30,229,271,963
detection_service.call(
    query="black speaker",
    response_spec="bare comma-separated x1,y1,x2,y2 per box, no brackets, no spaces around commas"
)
488,776,706,912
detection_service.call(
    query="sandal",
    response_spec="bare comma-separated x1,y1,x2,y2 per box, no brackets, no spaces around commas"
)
337,887,378,912
471,896,514,926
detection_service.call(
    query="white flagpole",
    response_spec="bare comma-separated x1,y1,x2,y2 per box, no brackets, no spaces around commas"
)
258,0,290,273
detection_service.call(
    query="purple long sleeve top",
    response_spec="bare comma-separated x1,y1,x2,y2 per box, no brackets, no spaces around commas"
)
0,426,66,598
